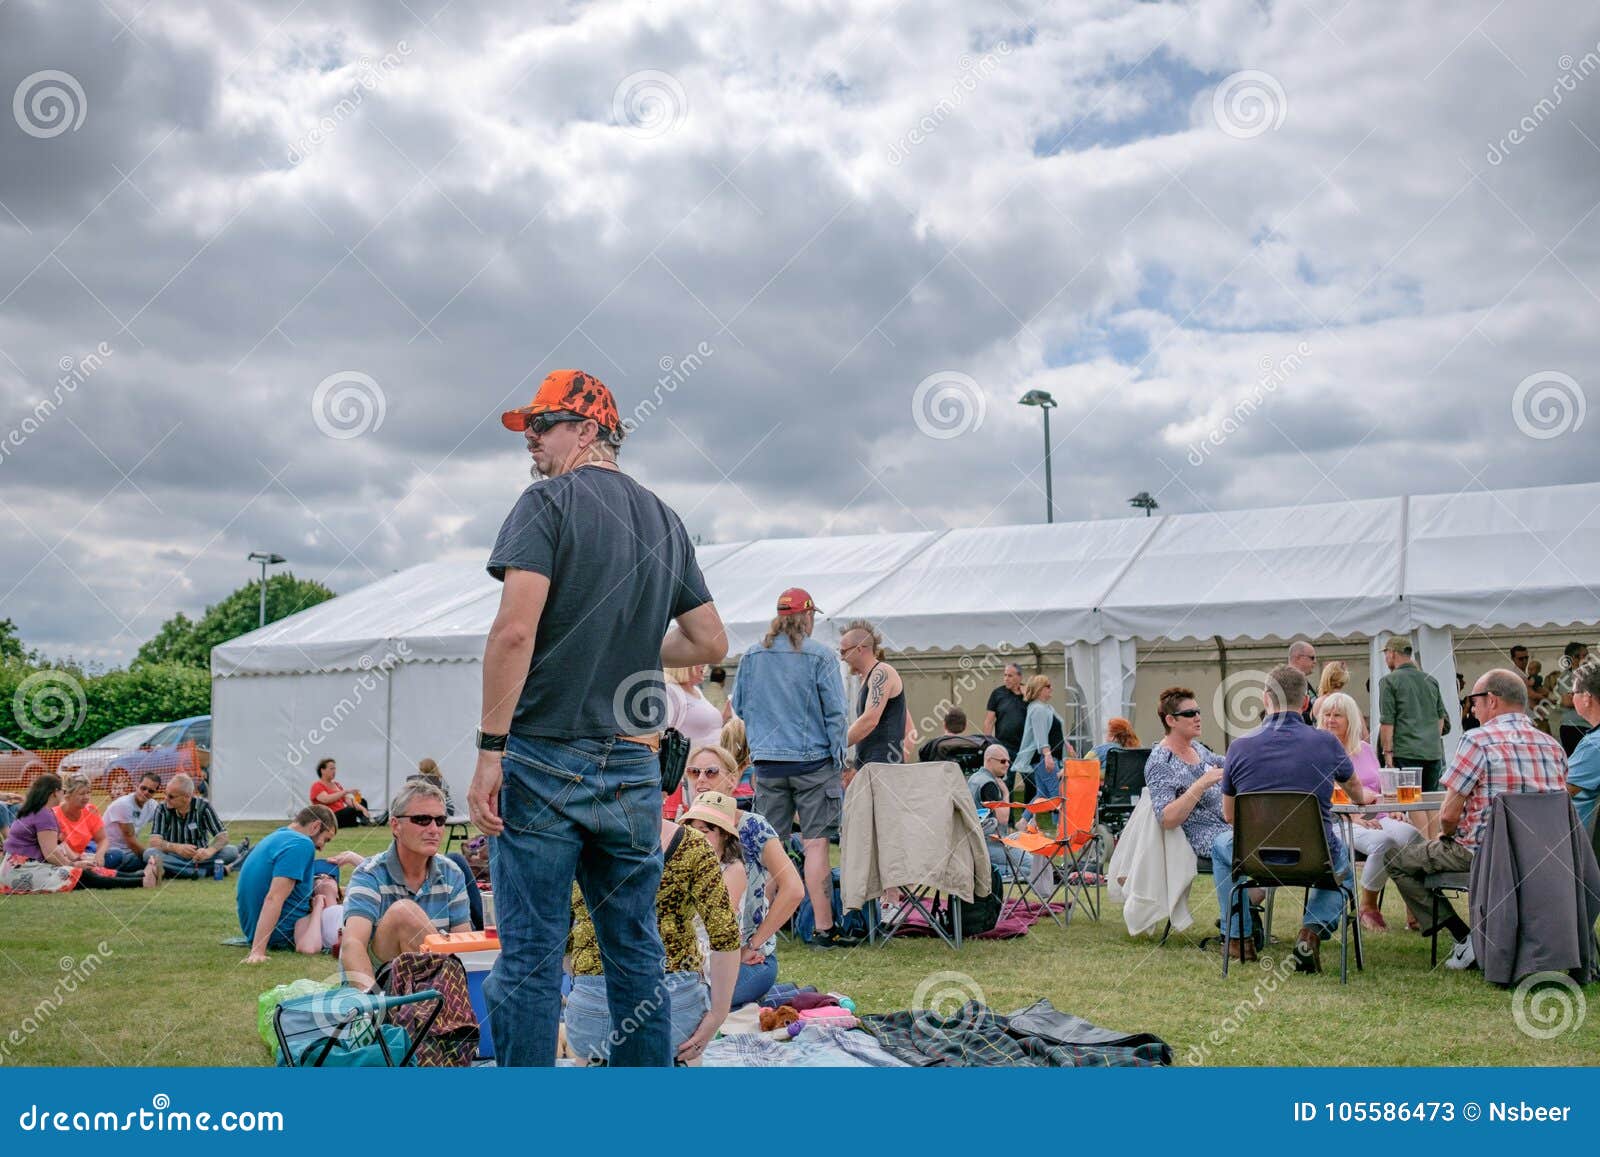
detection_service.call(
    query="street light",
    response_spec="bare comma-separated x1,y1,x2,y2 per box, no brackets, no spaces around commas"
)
1018,389,1058,523
247,551,287,629
1129,491,1159,517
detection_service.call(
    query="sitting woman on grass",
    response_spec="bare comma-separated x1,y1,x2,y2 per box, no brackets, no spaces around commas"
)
564,818,739,1065
309,757,373,827
679,745,804,1005
2,774,153,893
1316,692,1420,933
53,772,156,888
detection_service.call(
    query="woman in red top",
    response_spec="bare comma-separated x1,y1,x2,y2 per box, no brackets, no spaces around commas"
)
52,772,154,888
309,758,372,828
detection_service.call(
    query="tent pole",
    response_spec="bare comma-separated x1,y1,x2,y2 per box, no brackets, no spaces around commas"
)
1215,635,1230,750
384,658,394,809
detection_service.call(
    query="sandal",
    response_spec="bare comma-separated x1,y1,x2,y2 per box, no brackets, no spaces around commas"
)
1358,908,1388,933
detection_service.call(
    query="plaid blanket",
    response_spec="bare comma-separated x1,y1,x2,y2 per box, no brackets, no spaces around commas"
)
860,1000,1170,1067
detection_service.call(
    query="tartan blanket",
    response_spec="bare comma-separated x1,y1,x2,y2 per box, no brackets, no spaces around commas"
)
859,1000,1171,1067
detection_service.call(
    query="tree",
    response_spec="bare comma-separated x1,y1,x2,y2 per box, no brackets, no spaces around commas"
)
0,617,36,664
136,573,336,669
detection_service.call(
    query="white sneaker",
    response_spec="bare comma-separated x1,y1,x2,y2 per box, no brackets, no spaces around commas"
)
1443,935,1477,970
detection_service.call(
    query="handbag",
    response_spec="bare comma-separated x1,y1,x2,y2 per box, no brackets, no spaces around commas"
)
659,726,690,795
380,953,480,1066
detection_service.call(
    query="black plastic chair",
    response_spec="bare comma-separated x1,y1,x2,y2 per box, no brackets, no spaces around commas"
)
1099,747,1151,839
1222,791,1363,983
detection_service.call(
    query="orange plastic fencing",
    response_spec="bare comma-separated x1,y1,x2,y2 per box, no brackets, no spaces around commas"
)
0,741,203,804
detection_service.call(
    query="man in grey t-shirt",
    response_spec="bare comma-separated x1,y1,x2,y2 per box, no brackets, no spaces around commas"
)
469,369,727,1068
102,771,161,870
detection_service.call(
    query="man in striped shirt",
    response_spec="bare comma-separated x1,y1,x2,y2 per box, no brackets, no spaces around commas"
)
339,782,470,990
145,773,242,879
1385,668,1568,971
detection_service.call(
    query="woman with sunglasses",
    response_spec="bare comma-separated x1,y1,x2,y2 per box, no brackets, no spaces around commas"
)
1014,675,1074,801
681,745,804,1005
1143,687,1229,864
660,664,726,819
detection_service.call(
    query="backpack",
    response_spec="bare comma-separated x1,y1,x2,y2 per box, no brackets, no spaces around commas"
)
790,867,871,942
934,865,1004,938
380,952,480,1066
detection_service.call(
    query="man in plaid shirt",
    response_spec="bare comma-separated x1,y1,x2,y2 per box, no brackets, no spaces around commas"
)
1385,668,1568,970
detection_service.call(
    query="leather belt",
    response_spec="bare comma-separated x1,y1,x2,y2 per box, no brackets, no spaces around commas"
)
616,732,661,753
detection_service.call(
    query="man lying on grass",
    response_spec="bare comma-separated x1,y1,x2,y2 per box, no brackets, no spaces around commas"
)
338,782,472,991
238,804,343,963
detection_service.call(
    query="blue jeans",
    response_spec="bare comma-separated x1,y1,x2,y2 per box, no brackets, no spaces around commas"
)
1212,828,1353,940
144,844,239,879
733,953,779,1006
564,971,708,1063
484,735,669,1068
103,848,143,871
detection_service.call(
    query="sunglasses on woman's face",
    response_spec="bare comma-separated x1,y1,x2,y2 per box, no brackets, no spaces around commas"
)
1171,708,1202,719
397,814,448,827
686,766,724,778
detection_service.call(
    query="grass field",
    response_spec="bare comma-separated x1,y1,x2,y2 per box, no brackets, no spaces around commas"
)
2,819,1596,1067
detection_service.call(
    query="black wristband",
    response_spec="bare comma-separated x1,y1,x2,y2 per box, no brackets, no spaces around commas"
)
476,730,508,752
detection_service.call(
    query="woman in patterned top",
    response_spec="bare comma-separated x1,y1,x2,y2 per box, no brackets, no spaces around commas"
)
565,818,739,1065
1143,686,1228,858
680,745,804,1006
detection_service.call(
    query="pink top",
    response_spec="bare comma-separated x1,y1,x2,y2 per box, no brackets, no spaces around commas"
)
665,682,724,753
1351,741,1381,795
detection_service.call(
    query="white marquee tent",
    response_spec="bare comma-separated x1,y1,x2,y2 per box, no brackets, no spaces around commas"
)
213,481,1600,818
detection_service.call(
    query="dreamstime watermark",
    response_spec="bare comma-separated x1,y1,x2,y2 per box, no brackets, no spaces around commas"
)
1486,44,1600,165
11,670,88,742
0,342,114,468
1185,341,1311,466
911,970,986,1019
1510,971,1586,1040
916,648,1014,737
611,669,673,733
620,340,715,435
1211,70,1287,140
0,943,114,1066
283,643,411,767
312,370,387,439
1183,949,1300,1065
885,42,1011,165
1510,370,1585,440
911,370,986,439
1213,669,1272,735
287,43,412,165
613,70,688,138
16,1094,283,1133
13,70,87,139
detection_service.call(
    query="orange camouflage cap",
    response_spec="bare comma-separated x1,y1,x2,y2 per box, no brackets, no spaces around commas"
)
501,370,622,433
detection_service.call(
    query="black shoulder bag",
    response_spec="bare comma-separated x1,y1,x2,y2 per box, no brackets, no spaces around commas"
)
659,727,690,795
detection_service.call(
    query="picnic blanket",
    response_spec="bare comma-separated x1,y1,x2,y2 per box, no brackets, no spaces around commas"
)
859,999,1171,1067
886,897,1064,940
703,1027,908,1067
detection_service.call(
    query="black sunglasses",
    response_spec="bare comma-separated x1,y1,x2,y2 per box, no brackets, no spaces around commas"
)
397,814,448,827
524,413,586,435
1170,708,1202,719
1464,692,1491,703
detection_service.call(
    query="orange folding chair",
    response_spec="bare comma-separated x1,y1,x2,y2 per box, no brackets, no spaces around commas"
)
994,795,1067,927
1003,761,1104,922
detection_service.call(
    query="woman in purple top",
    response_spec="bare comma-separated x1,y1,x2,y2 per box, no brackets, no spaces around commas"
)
2,774,82,893
1315,692,1421,933
1143,687,1228,858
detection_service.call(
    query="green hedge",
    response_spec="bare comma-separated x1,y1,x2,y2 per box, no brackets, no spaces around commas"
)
1,660,210,752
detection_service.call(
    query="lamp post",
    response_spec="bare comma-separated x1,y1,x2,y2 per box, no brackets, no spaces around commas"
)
247,552,287,629
1018,389,1058,523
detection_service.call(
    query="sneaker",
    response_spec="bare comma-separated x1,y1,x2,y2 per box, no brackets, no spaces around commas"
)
812,926,863,949
1444,935,1478,971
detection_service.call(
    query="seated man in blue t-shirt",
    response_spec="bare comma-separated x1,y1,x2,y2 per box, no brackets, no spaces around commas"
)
339,783,471,991
238,804,340,963
1215,665,1371,974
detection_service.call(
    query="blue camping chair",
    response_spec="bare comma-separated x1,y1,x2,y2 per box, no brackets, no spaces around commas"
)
273,987,443,1067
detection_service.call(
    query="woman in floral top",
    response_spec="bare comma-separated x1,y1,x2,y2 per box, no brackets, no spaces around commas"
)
565,819,739,1065
1143,686,1228,858
680,746,805,1006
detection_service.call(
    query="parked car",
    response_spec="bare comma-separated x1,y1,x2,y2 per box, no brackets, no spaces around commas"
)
1,734,48,792
96,715,211,797
56,721,167,783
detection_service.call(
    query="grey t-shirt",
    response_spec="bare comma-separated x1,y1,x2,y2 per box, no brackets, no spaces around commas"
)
487,466,712,740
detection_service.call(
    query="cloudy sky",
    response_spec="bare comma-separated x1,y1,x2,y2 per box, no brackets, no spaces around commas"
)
2,0,1597,667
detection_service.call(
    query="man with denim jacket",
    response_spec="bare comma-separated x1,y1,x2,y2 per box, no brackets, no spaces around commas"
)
469,370,728,1067
731,588,855,947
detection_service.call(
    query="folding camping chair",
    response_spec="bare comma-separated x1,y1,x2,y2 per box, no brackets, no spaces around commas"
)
997,760,1105,924
273,987,444,1067
1099,747,1151,842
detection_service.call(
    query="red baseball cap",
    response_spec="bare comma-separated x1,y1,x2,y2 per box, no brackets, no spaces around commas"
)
776,587,821,615
501,370,622,433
